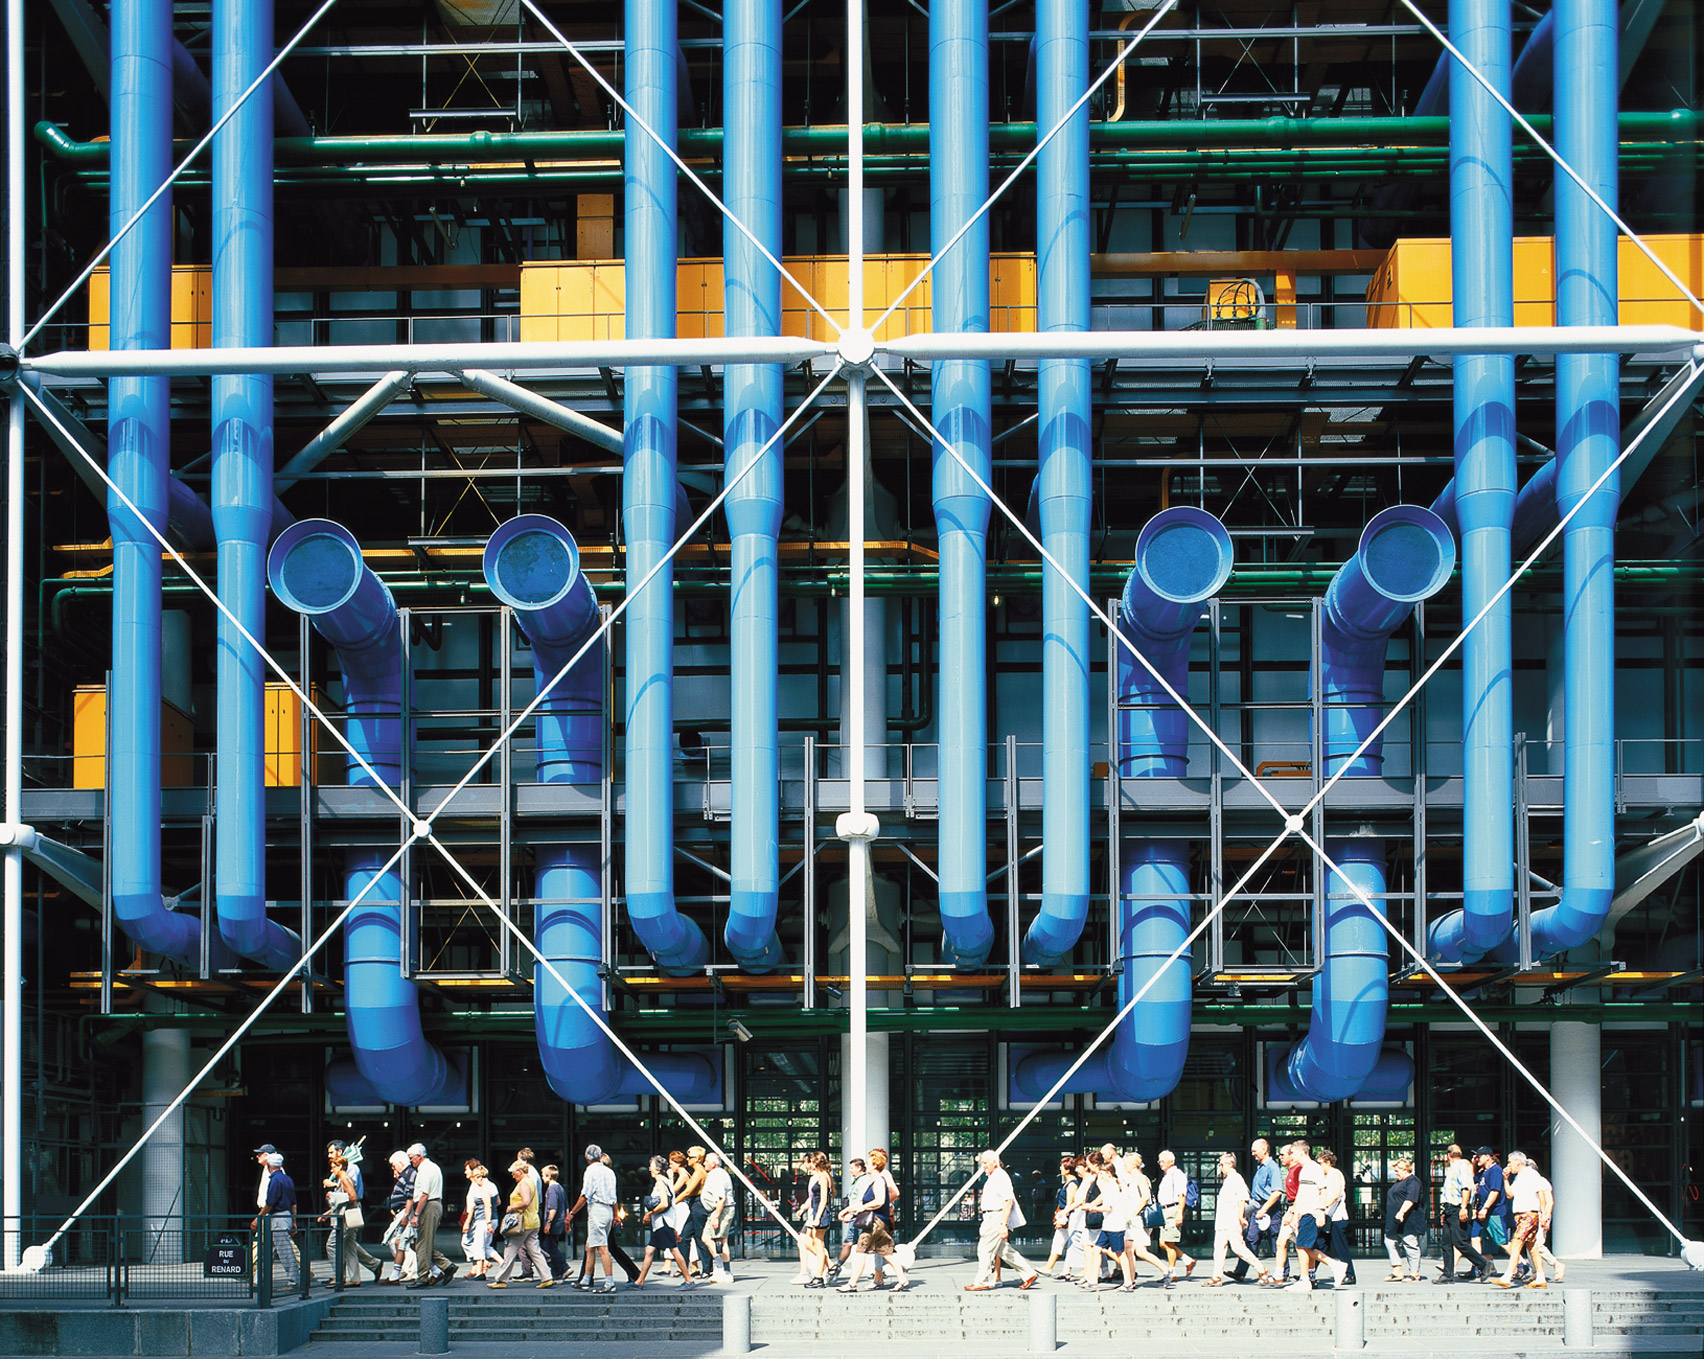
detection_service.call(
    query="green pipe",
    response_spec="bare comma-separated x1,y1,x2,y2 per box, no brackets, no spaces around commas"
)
36,111,1701,165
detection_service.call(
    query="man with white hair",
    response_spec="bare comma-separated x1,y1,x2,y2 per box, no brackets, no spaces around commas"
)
404,1143,457,1287
1283,1141,1347,1292
699,1152,736,1283
1493,1152,1562,1289
964,1150,1039,1291
1155,1150,1197,1286
1205,1151,1268,1286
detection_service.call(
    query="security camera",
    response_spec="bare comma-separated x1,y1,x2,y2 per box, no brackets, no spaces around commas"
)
728,1019,753,1043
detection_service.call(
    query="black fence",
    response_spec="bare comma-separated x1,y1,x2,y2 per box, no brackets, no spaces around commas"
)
0,1214,359,1307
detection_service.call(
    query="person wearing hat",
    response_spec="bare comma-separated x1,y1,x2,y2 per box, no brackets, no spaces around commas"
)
566,1143,622,1291
1471,1148,1512,1263
404,1143,458,1288
1436,1144,1489,1283
261,1152,301,1289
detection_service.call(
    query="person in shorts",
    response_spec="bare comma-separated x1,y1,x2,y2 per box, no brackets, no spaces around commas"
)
833,1158,909,1292
699,1152,737,1283
566,1143,621,1292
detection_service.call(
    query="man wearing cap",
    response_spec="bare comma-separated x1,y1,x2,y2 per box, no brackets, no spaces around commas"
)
1436,1144,1489,1283
404,1144,457,1288
261,1152,301,1289
567,1144,621,1292
1471,1148,1511,1265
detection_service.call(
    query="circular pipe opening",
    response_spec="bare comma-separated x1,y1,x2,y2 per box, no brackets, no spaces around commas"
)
482,513,581,610
1131,506,1234,604
267,519,363,615
1357,505,1456,603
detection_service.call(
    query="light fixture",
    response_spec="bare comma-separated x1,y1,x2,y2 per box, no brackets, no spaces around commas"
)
728,1019,753,1043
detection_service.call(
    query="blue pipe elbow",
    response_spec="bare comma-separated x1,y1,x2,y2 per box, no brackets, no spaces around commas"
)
1021,0,1093,970
1269,1044,1415,1104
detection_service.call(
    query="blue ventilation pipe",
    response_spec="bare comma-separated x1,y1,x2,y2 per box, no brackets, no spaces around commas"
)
1427,0,1518,965
720,0,785,972
623,0,711,977
267,520,455,1107
930,0,995,968
1268,506,1453,1102
1012,508,1232,1104
1021,0,1093,970
483,516,718,1104
105,0,199,965
1505,0,1621,960
211,0,297,971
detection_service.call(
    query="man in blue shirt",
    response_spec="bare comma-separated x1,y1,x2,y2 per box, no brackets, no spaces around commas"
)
1472,1148,1513,1262
262,1153,301,1289
1229,1138,1282,1280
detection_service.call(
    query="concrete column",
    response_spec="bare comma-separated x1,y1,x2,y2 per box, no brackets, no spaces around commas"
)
1549,1020,1602,1257
840,1030,891,1165
141,1023,190,1259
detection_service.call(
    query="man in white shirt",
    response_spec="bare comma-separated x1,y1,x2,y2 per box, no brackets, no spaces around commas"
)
404,1143,456,1288
964,1150,1039,1291
1155,1150,1197,1285
567,1143,622,1292
1284,1142,1347,1291
699,1152,736,1283
1493,1151,1562,1290
1206,1152,1267,1285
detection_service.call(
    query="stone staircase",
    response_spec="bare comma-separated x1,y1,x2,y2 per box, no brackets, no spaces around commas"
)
303,1280,1704,1353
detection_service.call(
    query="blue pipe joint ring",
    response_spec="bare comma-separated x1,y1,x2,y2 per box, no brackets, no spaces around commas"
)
483,514,600,649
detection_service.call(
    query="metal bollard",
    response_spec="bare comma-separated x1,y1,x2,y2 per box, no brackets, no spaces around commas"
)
1562,1289,1593,1348
1334,1290,1365,1350
419,1295,449,1355
1029,1291,1057,1354
722,1293,752,1356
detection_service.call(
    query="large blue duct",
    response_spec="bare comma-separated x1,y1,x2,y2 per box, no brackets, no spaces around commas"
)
267,520,456,1107
1269,507,1453,1102
623,0,711,977
483,516,718,1105
1427,0,1518,965
1020,0,1093,970
1013,508,1231,1104
105,0,199,966
720,0,785,972
211,0,298,971
930,0,996,969
1503,0,1621,961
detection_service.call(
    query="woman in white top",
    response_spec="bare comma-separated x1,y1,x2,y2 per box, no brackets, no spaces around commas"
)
1316,1150,1357,1286
1204,1151,1268,1286
1119,1153,1172,1282
1089,1160,1133,1291
460,1162,503,1276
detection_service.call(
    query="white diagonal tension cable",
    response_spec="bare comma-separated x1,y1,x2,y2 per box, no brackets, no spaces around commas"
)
20,0,342,352
519,0,843,336
869,0,1180,335
1399,0,1704,322
1298,828,1696,1250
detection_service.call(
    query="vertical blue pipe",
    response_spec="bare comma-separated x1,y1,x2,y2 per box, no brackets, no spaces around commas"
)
720,0,785,971
483,517,718,1103
1526,0,1620,957
1012,508,1231,1104
1020,0,1092,969
212,0,297,970
624,0,710,976
930,0,995,968
107,0,198,965
1269,507,1452,1102
1428,0,1517,963
267,521,453,1107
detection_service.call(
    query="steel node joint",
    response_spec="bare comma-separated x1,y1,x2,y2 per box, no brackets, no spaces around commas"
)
835,812,881,842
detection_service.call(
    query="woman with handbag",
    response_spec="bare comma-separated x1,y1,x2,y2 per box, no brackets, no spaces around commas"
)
488,1160,553,1288
460,1162,503,1277
634,1155,695,1287
317,1150,368,1286
1122,1152,1173,1284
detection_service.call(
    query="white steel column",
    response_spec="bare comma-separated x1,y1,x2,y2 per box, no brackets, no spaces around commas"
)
5,0,29,1272
1549,1020,1604,1257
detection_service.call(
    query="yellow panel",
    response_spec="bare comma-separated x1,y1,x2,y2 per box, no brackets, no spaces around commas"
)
264,681,327,787
1366,234,1704,328
89,265,212,349
72,686,196,789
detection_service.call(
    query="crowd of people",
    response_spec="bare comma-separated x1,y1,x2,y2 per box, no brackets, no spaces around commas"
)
246,1132,1565,1295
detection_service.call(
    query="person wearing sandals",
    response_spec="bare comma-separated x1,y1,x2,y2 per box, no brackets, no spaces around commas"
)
790,1152,834,1286
1382,1157,1424,1281
1205,1151,1267,1286
634,1155,695,1287
964,1150,1040,1292
834,1159,910,1293
1043,1155,1081,1277
1089,1154,1134,1291
488,1160,553,1288
1317,1150,1357,1285
867,1148,900,1289
461,1162,503,1278
1118,1153,1172,1284
318,1150,369,1286
1492,1152,1561,1290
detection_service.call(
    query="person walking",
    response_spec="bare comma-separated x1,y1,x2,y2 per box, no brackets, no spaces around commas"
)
1264,1143,1302,1287
461,1161,503,1277
379,1151,417,1284
792,1152,834,1287
566,1143,629,1292
1155,1150,1197,1286
834,1158,909,1293
1382,1157,1424,1281
678,1148,710,1279
867,1148,900,1289
261,1152,301,1290
540,1166,570,1280
964,1150,1039,1291
317,1149,374,1285
1230,1138,1281,1281
1492,1152,1561,1289
1317,1150,1357,1285
699,1152,737,1283
1090,1152,1133,1291
634,1155,695,1287
1436,1144,1489,1284
1043,1155,1080,1277
1204,1151,1267,1286
1472,1148,1512,1266
1119,1152,1172,1284
1284,1142,1348,1292
403,1143,458,1288
1519,1155,1565,1287
488,1160,553,1288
